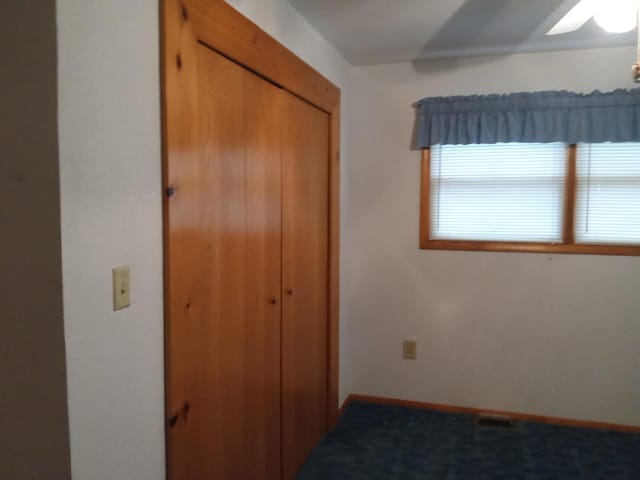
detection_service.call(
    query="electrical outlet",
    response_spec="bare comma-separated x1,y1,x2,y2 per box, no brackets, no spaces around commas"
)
403,340,417,360
112,266,131,311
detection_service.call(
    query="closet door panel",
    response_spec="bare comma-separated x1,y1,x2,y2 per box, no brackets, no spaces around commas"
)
281,93,330,479
166,44,282,480
242,68,284,480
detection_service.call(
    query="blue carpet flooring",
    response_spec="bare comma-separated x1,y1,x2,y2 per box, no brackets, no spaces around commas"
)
297,401,640,479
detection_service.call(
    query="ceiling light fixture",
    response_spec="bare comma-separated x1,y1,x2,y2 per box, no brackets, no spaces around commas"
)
633,7,640,81
548,0,640,82
547,0,596,35
548,0,639,35
593,0,638,33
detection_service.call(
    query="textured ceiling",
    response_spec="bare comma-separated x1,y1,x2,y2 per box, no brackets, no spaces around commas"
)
288,0,636,65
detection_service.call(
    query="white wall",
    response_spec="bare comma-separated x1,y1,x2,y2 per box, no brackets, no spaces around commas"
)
57,1,165,479
342,45,640,426
227,0,351,88
57,1,351,479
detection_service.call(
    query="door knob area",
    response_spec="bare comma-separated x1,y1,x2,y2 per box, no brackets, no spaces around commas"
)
286,289,293,296
269,297,278,305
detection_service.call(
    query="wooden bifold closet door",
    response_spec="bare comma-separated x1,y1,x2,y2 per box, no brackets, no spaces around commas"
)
282,93,329,480
165,42,329,480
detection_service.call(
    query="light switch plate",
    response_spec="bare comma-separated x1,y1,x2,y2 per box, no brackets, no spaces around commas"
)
403,340,417,360
112,266,130,311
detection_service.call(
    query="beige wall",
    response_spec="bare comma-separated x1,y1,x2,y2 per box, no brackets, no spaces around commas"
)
0,1,71,478
342,45,640,426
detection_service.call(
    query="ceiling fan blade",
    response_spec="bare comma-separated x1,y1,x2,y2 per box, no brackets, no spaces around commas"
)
547,0,596,35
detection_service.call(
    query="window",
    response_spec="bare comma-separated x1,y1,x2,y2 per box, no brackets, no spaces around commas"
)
420,142,640,255
429,143,566,243
575,143,640,245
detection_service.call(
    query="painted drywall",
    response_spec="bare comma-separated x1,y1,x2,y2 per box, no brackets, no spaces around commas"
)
0,2,71,479
342,45,640,426
57,1,165,478
56,0,351,478
227,0,352,87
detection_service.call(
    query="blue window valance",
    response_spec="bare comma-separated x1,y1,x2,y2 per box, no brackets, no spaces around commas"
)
413,89,640,148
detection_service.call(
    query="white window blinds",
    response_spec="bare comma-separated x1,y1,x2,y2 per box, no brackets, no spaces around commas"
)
575,143,640,245
429,143,567,242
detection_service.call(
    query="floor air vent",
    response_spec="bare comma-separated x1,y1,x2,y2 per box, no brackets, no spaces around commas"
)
475,414,517,429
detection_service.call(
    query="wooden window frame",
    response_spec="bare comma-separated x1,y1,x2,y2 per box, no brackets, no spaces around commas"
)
419,145,640,256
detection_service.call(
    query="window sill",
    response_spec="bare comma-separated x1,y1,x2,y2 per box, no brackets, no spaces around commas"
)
420,239,640,256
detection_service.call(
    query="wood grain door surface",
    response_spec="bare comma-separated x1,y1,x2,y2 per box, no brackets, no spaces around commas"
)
166,39,330,480
166,45,283,480
281,93,330,480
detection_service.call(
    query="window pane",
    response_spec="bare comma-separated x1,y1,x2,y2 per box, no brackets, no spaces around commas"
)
430,143,566,242
575,143,640,245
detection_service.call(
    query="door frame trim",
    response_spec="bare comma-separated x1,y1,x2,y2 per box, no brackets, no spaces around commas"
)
161,0,341,471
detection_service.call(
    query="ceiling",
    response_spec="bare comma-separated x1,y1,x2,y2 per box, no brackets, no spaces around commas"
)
287,0,636,65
